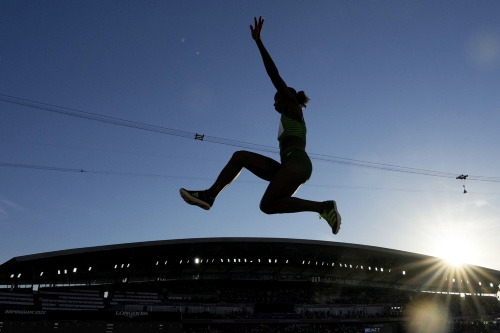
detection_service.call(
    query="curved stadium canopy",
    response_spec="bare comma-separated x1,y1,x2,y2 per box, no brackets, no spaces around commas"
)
1,238,499,295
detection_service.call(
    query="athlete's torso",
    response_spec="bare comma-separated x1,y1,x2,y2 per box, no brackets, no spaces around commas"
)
278,114,307,151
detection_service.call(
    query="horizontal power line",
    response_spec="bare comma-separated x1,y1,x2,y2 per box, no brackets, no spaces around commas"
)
1,162,479,194
2,93,498,183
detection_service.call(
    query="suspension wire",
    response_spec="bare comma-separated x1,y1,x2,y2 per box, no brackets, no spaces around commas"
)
308,153,458,179
0,162,219,182
0,93,194,139
2,93,499,183
3,162,488,194
203,135,279,154
0,162,83,173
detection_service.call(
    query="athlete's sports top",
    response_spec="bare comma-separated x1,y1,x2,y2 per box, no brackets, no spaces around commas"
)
278,114,307,142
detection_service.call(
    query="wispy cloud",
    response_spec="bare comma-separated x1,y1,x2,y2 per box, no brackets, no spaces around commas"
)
474,200,488,208
0,196,22,221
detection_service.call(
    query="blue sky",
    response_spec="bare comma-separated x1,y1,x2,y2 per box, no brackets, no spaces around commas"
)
1,1,500,271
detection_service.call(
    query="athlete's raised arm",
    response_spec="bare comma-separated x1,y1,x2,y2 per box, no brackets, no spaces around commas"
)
250,17,296,104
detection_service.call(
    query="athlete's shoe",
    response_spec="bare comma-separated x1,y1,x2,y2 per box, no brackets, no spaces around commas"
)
179,188,214,210
320,200,341,235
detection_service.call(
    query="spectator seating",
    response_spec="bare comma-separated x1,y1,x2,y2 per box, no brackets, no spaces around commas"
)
0,289,34,310
39,288,104,311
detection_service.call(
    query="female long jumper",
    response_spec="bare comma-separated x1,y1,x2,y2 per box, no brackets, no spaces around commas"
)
180,17,341,234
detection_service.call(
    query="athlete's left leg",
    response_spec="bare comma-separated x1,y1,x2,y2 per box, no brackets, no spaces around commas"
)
259,164,325,215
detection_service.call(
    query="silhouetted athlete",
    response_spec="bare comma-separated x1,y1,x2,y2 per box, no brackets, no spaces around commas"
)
180,17,341,234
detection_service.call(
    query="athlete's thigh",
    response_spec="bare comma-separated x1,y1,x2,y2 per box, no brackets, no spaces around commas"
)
237,150,282,182
261,165,304,202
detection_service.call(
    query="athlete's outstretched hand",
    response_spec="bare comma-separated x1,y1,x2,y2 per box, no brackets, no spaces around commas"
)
250,16,264,41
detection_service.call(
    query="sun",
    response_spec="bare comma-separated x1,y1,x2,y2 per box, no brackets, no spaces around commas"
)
435,236,476,267
423,204,480,268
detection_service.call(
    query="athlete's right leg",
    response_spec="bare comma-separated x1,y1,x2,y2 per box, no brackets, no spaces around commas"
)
206,150,281,198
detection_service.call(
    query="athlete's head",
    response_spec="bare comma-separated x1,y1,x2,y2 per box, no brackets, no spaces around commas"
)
274,88,310,113
288,87,310,108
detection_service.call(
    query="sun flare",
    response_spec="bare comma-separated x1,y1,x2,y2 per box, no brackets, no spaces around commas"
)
435,236,477,267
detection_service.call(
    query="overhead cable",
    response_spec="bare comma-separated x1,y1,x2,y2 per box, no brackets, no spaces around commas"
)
1,93,498,183
1,162,478,194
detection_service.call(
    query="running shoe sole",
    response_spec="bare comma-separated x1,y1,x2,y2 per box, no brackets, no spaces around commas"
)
179,188,211,210
330,201,341,235
320,201,341,235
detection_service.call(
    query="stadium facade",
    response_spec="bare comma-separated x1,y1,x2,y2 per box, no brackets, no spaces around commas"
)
1,237,499,333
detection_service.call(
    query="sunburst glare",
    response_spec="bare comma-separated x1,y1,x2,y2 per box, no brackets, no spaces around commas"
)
435,235,477,267
422,199,480,267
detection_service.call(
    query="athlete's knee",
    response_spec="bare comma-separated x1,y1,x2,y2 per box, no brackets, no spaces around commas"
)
260,199,279,215
231,150,250,162
227,151,245,166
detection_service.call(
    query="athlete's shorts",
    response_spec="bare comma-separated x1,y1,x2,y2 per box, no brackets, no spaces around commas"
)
280,147,313,182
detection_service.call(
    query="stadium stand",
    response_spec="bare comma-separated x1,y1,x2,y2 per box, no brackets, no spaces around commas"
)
0,289,34,310
0,237,499,332
39,288,104,311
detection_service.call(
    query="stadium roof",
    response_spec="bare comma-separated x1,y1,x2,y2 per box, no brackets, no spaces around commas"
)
1,237,499,294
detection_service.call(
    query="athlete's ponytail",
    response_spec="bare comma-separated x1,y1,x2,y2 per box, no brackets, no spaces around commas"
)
288,87,310,108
